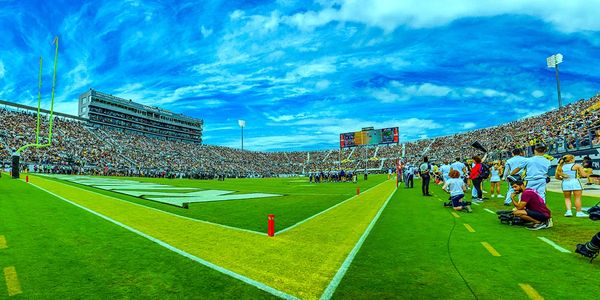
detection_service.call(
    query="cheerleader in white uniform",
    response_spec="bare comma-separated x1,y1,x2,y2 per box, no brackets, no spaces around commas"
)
555,154,591,217
489,161,503,198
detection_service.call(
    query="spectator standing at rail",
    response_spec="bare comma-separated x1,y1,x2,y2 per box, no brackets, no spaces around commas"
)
420,156,432,196
511,144,551,202
555,154,591,217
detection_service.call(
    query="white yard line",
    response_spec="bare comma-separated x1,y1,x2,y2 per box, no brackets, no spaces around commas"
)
277,179,391,235
538,237,571,253
319,184,397,300
484,208,496,215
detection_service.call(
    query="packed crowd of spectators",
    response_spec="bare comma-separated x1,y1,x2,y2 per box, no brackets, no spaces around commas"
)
2,93,600,178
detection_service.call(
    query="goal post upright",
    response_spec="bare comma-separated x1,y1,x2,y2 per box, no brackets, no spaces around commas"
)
12,36,59,179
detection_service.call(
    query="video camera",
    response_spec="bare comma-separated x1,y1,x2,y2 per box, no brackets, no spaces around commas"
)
574,202,600,262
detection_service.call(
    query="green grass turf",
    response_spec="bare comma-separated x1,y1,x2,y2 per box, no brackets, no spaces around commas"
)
27,174,398,299
40,174,388,233
4,173,600,299
332,180,600,299
0,174,275,299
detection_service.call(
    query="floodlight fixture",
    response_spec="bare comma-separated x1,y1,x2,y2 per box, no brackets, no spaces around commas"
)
546,53,563,108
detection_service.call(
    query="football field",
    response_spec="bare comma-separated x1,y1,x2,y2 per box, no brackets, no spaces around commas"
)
1,173,599,299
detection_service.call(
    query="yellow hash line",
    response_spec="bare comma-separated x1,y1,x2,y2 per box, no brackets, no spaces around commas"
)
519,283,544,300
451,212,460,218
3,266,22,296
481,242,501,257
0,235,6,249
463,224,475,233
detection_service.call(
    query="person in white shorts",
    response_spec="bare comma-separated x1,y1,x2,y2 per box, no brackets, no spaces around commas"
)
555,154,591,217
489,161,503,198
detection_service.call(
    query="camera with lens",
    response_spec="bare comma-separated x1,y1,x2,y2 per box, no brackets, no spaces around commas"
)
574,202,600,262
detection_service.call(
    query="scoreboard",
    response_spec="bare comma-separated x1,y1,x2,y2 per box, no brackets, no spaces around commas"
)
340,127,399,148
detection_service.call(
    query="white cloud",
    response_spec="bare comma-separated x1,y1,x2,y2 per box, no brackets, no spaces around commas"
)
285,58,337,81
461,122,477,129
372,81,453,102
0,60,5,79
280,0,600,33
265,113,307,122
315,79,331,90
230,10,245,20
531,90,544,98
200,25,213,38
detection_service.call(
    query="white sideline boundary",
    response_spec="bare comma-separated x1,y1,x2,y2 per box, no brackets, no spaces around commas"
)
484,208,496,215
27,182,297,300
277,179,392,235
319,183,397,300
36,176,266,236
538,237,571,253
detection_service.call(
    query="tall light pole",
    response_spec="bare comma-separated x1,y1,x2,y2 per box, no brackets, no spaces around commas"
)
238,120,246,150
546,53,563,108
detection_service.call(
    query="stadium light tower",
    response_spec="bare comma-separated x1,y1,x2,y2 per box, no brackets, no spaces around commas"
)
546,53,563,108
238,119,246,150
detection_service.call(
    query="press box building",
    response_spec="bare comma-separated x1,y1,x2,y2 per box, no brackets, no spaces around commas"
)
78,89,203,143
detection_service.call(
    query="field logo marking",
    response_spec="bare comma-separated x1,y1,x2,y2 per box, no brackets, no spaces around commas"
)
3,266,22,296
30,178,266,236
519,283,544,300
481,242,501,257
27,183,296,300
538,237,570,253
0,235,6,249
42,175,281,207
463,224,475,233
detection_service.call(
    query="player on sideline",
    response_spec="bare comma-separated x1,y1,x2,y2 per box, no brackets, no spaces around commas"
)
511,144,550,202
440,160,451,183
502,148,526,206
450,157,467,185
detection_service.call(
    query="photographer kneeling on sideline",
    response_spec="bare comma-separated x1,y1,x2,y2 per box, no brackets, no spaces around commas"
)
508,174,553,230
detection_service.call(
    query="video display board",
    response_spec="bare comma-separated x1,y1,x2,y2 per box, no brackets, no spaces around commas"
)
339,127,399,148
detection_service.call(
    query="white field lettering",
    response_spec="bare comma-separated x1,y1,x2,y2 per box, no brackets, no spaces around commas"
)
41,175,281,207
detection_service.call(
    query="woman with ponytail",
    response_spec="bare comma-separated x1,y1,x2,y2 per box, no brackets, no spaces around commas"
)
555,154,591,217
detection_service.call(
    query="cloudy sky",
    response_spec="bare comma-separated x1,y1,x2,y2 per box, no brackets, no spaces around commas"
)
1,0,599,151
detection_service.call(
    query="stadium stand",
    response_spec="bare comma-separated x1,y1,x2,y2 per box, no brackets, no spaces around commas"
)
2,93,600,177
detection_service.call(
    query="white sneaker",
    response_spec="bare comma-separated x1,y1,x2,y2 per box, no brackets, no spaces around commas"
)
546,218,553,228
576,211,589,218
497,194,503,197
564,210,573,217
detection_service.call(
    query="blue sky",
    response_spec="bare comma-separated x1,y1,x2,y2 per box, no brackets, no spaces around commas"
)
1,0,600,151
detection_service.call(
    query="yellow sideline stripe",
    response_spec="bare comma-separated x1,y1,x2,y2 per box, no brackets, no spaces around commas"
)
519,283,544,300
3,266,22,296
481,242,501,257
0,235,7,249
29,175,397,300
463,224,475,233
451,212,460,218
